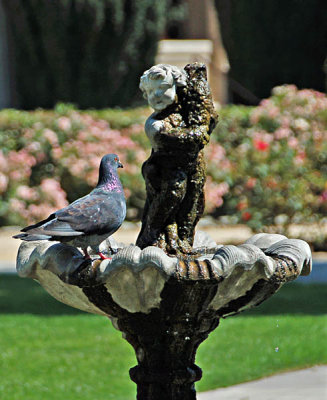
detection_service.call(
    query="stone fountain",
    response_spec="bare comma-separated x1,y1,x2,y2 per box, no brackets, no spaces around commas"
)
16,63,312,400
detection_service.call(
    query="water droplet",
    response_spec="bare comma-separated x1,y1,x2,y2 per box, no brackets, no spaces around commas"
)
185,336,190,341
186,318,189,322
275,347,279,352
173,331,178,336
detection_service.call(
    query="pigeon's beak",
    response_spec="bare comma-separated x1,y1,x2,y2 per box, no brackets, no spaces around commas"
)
118,162,123,168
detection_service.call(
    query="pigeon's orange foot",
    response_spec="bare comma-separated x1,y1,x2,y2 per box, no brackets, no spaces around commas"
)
98,252,112,260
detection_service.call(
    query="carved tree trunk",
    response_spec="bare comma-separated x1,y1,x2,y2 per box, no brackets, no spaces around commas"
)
136,63,218,256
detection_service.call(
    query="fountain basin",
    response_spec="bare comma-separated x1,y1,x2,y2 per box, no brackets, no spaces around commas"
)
16,232,311,318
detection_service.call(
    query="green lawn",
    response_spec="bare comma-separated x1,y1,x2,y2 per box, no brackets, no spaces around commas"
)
0,275,326,400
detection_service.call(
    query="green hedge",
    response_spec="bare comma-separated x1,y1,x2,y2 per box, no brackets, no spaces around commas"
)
1,85,327,245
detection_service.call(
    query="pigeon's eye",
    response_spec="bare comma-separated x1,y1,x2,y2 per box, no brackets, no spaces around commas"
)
114,157,118,161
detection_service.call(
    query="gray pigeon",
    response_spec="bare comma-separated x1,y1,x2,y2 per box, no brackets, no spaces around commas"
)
13,154,126,259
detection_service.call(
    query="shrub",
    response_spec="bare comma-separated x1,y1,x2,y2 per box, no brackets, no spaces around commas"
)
1,86,327,247
0,105,150,226
3,0,185,109
206,85,327,236
216,0,327,101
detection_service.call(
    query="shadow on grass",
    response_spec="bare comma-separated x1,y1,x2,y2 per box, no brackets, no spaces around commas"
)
0,274,85,315
1,274,326,316
241,281,327,316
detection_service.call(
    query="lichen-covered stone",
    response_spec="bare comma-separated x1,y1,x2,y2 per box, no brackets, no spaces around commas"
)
137,63,218,256
16,233,311,317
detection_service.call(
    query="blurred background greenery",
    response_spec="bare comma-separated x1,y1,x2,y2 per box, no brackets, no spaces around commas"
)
0,2,326,399
0,0,327,246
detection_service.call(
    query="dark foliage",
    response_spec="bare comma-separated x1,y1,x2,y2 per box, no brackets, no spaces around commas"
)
3,0,184,109
216,0,327,101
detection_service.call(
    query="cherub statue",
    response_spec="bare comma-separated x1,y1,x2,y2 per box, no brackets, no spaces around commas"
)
136,63,218,256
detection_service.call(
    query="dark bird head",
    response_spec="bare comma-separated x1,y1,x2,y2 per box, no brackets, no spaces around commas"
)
97,154,124,189
101,154,123,169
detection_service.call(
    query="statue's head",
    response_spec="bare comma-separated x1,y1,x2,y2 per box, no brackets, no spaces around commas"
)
140,64,187,111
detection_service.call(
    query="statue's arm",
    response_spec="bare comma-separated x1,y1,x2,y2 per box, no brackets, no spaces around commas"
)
145,111,213,148
145,114,165,135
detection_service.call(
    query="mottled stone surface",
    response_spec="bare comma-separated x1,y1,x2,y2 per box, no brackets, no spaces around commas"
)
17,230,311,400
15,62,313,400
137,63,218,256
16,233,311,317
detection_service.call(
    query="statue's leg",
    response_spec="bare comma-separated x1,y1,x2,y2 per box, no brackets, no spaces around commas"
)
177,153,206,249
137,164,187,250
136,158,158,248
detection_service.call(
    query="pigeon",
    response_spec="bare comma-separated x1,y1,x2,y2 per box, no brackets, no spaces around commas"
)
13,153,126,260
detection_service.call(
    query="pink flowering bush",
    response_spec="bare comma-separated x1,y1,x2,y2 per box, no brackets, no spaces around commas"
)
1,86,327,247
206,85,327,237
0,105,149,225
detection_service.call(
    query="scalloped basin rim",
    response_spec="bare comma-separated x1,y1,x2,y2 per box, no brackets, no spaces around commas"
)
15,233,312,315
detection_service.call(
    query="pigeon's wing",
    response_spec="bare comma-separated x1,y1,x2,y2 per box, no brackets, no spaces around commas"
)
56,193,124,235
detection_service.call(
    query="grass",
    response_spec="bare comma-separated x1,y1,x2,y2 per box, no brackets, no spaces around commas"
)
0,275,326,399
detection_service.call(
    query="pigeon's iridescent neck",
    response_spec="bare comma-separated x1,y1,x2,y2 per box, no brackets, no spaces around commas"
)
101,172,123,193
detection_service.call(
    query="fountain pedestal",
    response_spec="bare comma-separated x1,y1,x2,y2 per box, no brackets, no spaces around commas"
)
16,232,311,400
114,279,218,400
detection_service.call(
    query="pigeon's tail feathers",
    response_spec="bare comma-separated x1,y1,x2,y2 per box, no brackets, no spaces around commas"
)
21,214,56,232
20,218,85,237
12,233,52,241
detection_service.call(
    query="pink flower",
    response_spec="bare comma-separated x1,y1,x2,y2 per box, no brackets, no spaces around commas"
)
9,198,26,213
10,170,29,181
253,139,269,151
0,173,8,193
245,177,257,189
250,109,261,124
204,178,229,212
237,201,248,211
294,151,306,165
8,150,36,167
0,150,8,171
206,143,226,162
280,116,291,128
242,211,252,221
43,129,58,145
40,179,68,208
274,127,291,139
16,185,39,201
313,130,323,140
267,105,279,118
26,141,42,152
115,136,136,149
288,137,298,148
57,117,72,131
293,118,310,131
52,147,63,159
320,191,327,203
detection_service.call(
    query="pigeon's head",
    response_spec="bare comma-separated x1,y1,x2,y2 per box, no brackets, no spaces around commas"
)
97,154,123,188
101,154,123,170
